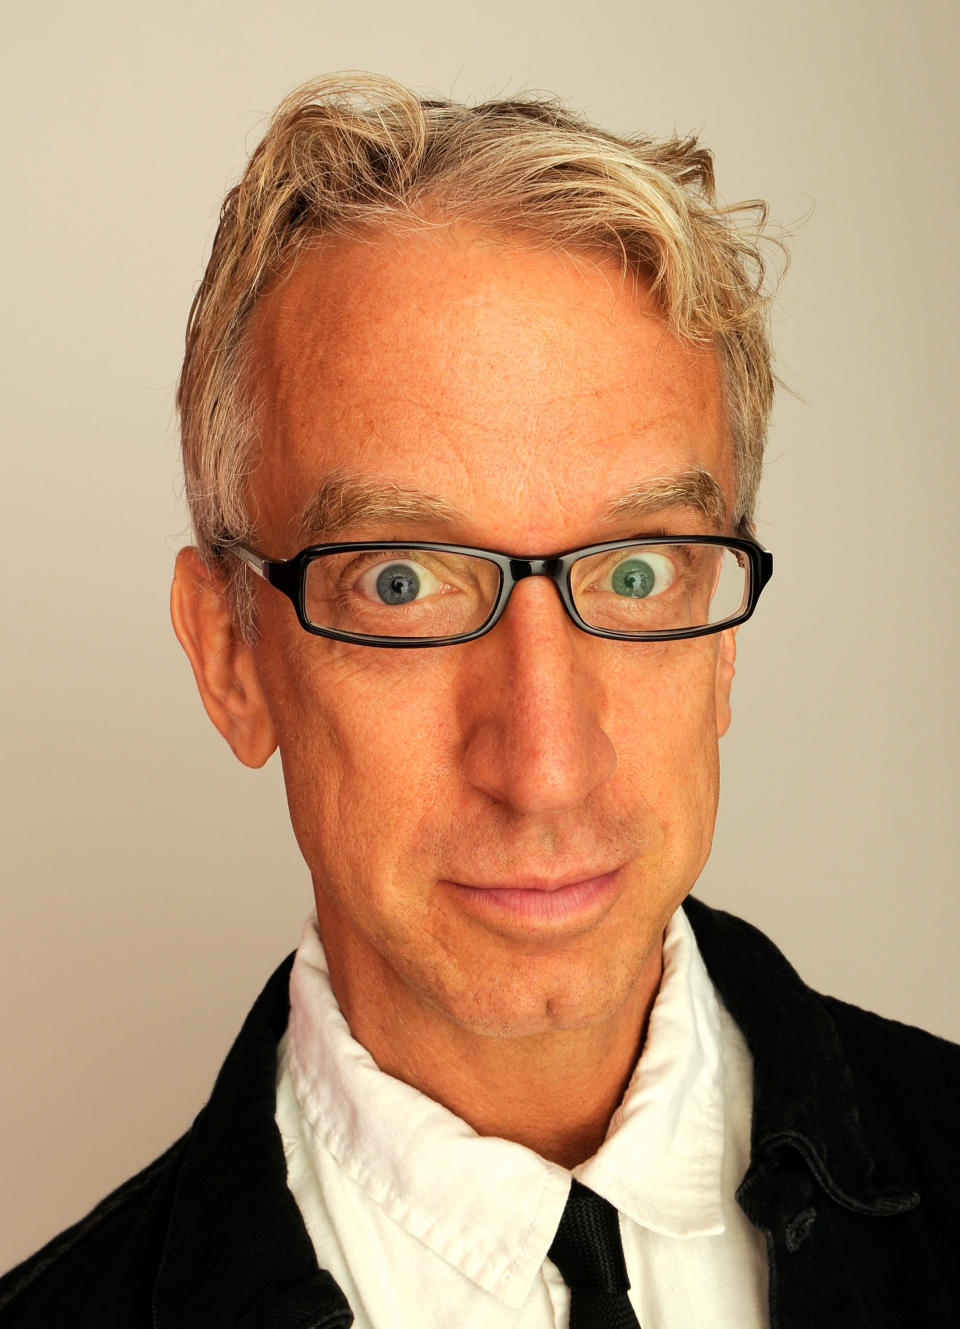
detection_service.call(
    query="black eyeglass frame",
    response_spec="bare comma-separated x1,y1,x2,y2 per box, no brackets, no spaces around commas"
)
225,535,774,648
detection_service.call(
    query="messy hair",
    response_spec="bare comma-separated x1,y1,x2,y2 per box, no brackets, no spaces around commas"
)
177,73,780,635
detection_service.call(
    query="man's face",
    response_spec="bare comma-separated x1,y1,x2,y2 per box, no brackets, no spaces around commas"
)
242,226,736,1043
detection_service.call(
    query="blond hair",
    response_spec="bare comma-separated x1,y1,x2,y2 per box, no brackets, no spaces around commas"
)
177,74,780,633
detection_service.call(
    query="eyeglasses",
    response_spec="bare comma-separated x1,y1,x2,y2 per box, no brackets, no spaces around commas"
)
226,536,773,648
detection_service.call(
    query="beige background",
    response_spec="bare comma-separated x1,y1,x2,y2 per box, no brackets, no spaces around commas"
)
2,0,957,1275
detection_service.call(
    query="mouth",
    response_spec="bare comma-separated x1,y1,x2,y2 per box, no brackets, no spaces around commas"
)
444,868,623,928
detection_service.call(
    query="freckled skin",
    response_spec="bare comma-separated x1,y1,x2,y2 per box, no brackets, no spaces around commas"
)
174,225,738,1165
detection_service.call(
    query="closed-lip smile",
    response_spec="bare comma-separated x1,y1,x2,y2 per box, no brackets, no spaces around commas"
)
444,868,624,928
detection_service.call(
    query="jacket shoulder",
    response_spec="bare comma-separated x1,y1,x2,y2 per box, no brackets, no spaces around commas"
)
0,1135,188,1327
821,992,960,1149
0,954,307,1329
823,991,960,1079
685,894,960,1219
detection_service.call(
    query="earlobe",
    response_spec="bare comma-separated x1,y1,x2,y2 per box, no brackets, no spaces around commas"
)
170,547,278,768
715,627,737,738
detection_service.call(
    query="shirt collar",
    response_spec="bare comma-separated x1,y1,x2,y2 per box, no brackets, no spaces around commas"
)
285,906,729,1306
577,906,726,1238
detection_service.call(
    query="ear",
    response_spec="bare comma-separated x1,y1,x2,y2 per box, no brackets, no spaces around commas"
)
170,547,278,768
714,627,737,738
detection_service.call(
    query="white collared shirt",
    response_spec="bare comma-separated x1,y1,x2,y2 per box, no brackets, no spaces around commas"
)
275,906,769,1327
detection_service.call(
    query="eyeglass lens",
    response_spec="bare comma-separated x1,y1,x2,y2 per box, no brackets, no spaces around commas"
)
302,543,750,640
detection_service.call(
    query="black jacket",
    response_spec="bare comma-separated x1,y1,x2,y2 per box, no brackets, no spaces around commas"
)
2,897,958,1328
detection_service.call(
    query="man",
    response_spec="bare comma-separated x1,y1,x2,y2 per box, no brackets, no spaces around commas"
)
1,74,957,1328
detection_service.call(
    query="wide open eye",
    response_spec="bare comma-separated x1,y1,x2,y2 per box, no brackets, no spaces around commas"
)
305,546,501,640
356,559,442,605
570,545,687,633
604,551,676,598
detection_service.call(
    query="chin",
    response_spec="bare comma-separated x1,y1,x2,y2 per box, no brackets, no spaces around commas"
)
431,948,655,1040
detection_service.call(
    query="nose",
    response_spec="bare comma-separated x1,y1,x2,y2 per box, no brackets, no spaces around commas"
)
459,575,617,813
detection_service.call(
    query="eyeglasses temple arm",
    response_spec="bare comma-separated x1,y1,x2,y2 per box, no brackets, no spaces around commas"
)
224,543,268,580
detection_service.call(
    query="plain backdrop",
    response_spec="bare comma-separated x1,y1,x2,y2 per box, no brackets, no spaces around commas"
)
2,0,957,1274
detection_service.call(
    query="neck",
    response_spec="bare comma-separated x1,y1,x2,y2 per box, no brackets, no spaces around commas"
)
321,928,664,1169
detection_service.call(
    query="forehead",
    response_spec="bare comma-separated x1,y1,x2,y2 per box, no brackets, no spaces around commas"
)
244,225,733,550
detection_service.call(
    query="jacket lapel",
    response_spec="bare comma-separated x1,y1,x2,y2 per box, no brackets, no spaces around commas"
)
152,957,352,1329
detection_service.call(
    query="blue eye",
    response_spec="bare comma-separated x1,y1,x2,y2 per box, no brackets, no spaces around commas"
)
355,558,444,606
374,563,422,605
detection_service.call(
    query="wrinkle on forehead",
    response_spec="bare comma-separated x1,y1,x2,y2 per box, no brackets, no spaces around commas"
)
244,228,735,552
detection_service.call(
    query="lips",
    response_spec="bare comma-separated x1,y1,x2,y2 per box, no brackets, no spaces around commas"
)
445,869,622,927
456,872,610,892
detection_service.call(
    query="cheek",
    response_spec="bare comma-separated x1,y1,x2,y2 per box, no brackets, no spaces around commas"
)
256,633,456,871
606,636,722,742
604,639,722,814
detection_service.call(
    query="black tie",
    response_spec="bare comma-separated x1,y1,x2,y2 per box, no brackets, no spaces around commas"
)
548,1180,642,1328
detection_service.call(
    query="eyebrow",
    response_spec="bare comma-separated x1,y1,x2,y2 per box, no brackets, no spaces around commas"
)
600,469,727,529
298,472,462,541
297,467,726,542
